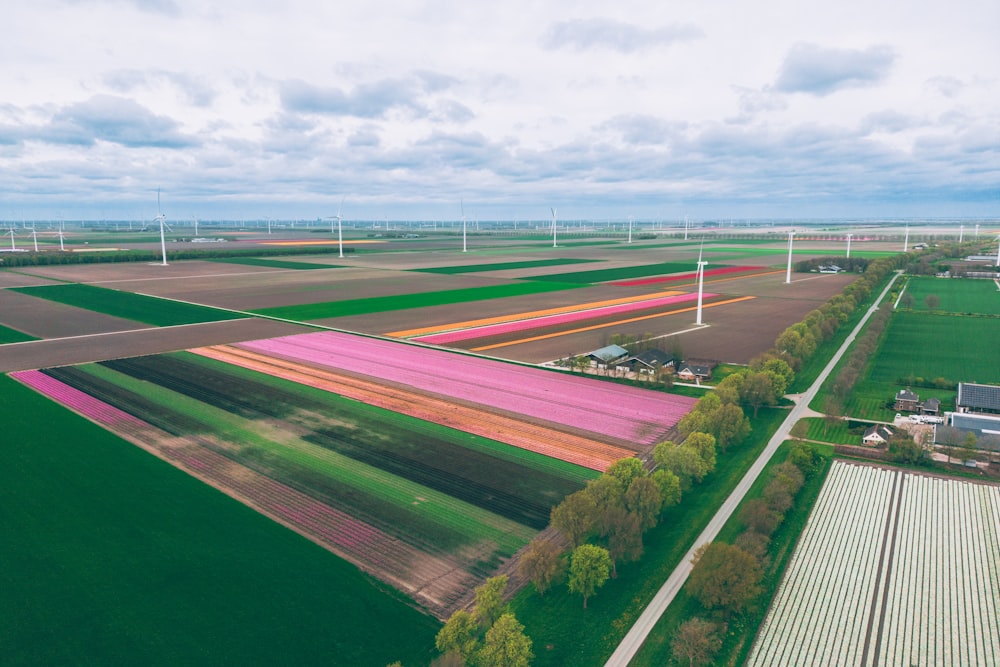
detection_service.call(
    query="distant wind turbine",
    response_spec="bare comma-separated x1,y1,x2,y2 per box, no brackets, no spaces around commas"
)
6,226,16,251
58,221,65,251
785,230,795,284
695,241,707,325
461,200,468,253
335,197,345,258
903,224,909,252
551,208,558,248
846,232,853,259
154,188,170,266
31,223,38,252
627,215,633,244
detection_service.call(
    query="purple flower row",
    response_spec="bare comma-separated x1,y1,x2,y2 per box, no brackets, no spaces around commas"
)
12,370,148,428
415,292,712,345
238,331,697,445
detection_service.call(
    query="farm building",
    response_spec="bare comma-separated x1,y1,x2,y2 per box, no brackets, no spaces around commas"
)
818,264,843,274
622,349,675,375
676,361,715,383
956,382,1000,414
586,344,629,369
934,413,1000,451
893,390,940,415
862,425,894,446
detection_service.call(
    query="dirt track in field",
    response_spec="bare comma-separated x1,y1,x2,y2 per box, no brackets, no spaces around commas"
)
0,318,311,372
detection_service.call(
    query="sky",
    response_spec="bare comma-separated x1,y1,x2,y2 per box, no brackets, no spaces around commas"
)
1,0,998,221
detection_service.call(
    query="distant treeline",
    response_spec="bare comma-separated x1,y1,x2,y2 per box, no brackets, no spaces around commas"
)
0,245,354,267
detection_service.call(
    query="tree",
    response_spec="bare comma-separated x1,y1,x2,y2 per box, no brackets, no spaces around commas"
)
550,490,596,547
770,460,805,496
900,292,915,309
517,538,564,596
583,474,626,537
740,497,782,536
683,432,717,472
888,432,923,465
713,402,751,451
606,457,645,490
653,441,709,490
741,371,778,417
925,293,940,310
688,542,762,613
625,476,662,531
474,575,509,628
713,372,745,406
477,613,533,667
671,617,722,667
605,506,643,576
568,544,611,608
650,468,682,511
435,610,480,662
789,419,809,440
960,431,979,463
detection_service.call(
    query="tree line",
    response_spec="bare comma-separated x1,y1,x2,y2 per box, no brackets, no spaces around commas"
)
0,244,354,267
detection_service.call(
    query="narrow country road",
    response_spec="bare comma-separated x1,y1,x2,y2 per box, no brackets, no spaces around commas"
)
603,270,903,667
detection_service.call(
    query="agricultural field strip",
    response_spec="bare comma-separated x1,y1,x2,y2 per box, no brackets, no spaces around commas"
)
9,369,471,613
385,289,687,338
413,258,600,274
877,474,1000,666
192,345,631,471
750,463,896,666
748,462,1000,667
0,323,38,344
609,265,767,286
235,330,696,446
530,261,717,284
412,292,712,345
899,275,1000,316
470,296,756,352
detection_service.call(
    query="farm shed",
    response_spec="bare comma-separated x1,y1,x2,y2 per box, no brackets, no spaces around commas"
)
935,413,1000,451
586,344,629,368
956,382,1000,415
862,424,894,446
676,361,715,383
623,349,675,374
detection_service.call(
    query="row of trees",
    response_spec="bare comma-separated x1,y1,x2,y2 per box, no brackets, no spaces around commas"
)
0,243,353,266
434,576,533,667
827,301,893,408
671,442,824,666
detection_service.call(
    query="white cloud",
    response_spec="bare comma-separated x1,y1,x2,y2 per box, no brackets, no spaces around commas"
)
540,18,703,53
774,43,896,96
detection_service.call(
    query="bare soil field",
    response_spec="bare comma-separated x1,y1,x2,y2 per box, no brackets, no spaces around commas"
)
0,289,155,339
0,318,311,373
0,271,61,288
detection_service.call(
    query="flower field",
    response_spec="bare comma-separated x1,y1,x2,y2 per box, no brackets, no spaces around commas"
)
235,330,697,446
748,461,1000,666
12,351,604,616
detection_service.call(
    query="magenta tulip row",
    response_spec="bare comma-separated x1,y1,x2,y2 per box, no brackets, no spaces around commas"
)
12,370,147,428
239,331,696,445
413,291,713,345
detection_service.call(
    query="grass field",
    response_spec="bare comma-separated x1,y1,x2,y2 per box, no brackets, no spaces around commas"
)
628,442,835,667
868,311,1000,385
0,324,37,344
11,283,245,326
208,256,347,270
898,276,1000,315
413,258,601,274
0,373,439,666
511,408,786,667
251,280,583,320
530,262,716,284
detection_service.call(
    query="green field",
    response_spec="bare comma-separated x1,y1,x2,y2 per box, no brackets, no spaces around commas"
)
251,280,583,320
512,408,786,667
0,373,439,666
0,323,37,344
898,276,1000,315
11,283,244,326
413,257,600,274
530,262,717,284
868,311,1000,385
208,256,347,270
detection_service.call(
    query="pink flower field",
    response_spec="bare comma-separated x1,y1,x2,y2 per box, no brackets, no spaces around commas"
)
412,292,713,345
12,370,148,430
238,331,696,446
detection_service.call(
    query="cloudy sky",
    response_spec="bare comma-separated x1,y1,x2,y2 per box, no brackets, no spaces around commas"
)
2,0,998,220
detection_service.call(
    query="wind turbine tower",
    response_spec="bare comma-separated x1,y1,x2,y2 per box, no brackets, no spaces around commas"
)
695,243,707,325
32,223,38,252
903,225,909,252
155,189,168,266
959,224,964,243
551,208,558,248
684,215,689,241
846,232,853,259
785,230,795,284
58,222,65,251
336,197,345,258
461,201,467,253
628,215,633,244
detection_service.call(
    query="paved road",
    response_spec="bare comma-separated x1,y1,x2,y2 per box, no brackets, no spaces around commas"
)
604,271,903,667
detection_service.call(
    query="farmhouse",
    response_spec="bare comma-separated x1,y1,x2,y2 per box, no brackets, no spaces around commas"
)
622,349,675,375
894,388,920,412
862,424,894,446
586,344,629,369
956,382,1000,415
676,361,715,383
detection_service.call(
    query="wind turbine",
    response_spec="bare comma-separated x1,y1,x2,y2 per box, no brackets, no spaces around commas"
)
684,215,689,241
155,189,169,266
959,224,964,243
627,215,633,244
58,221,65,251
335,197,345,258
461,200,468,252
903,224,909,252
695,241,707,325
785,230,795,284
846,232,853,259
31,223,38,252
6,226,16,251
551,207,558,248
995,235,1000,268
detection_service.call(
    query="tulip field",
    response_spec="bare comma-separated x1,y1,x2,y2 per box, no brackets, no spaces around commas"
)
6,328,697,616
748,461,1000,667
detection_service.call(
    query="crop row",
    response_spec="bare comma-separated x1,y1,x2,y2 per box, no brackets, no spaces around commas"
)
413,291,710,345
749,462,896,666
12,369,155,431
236,330,696,445
194,344,633,469
749,462,1000,666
